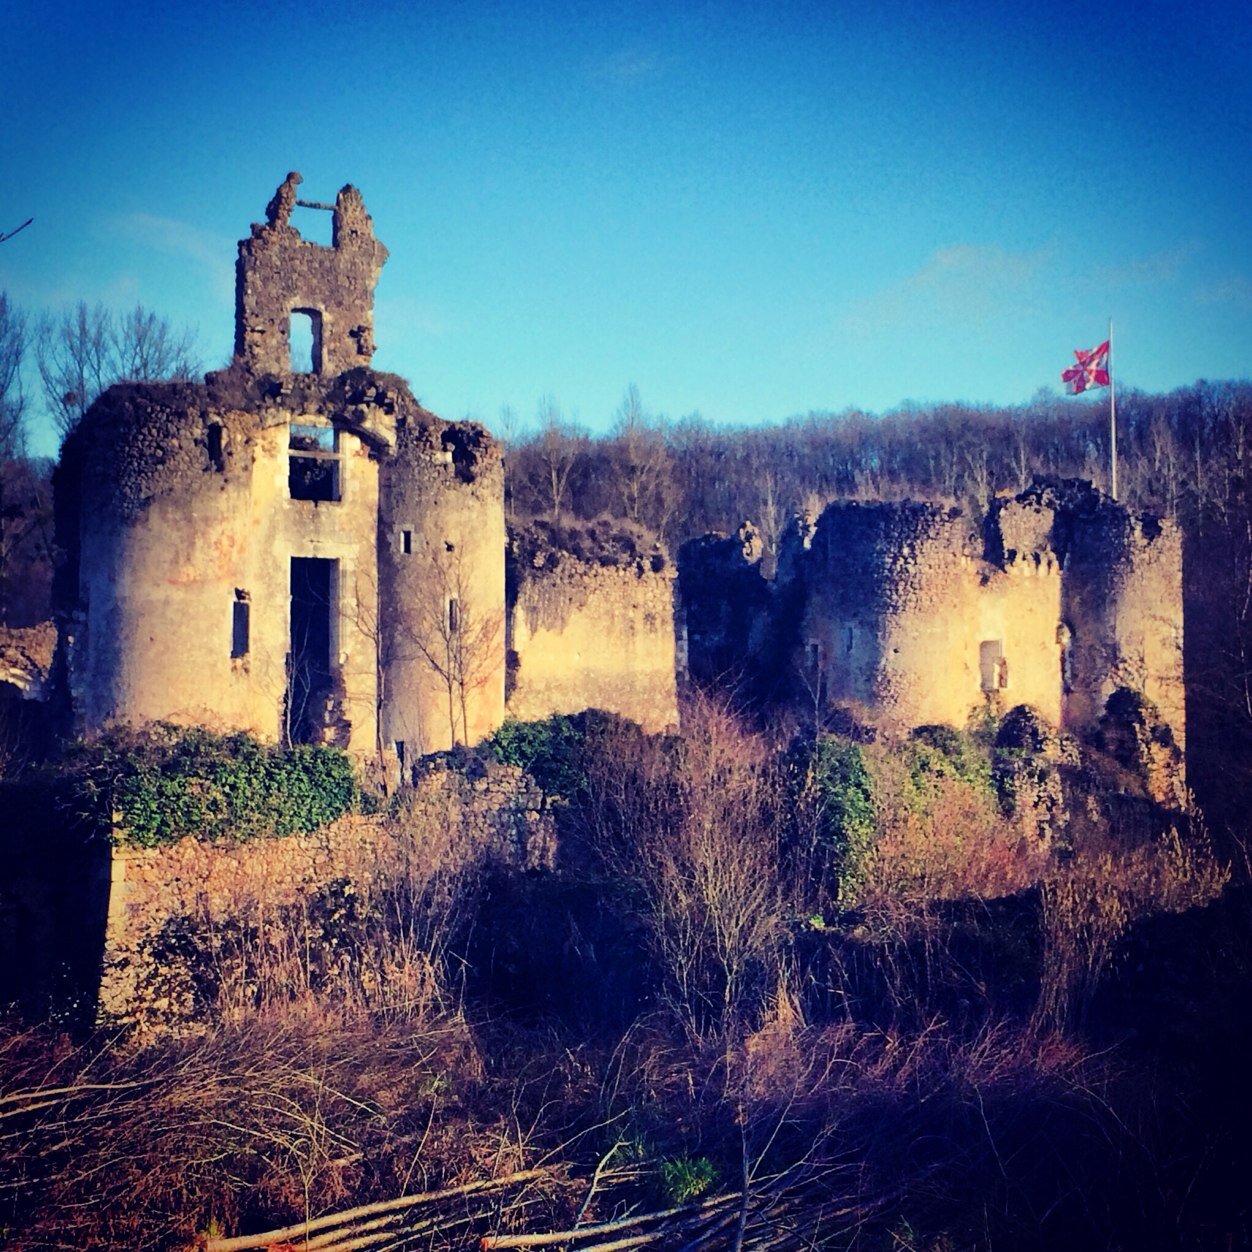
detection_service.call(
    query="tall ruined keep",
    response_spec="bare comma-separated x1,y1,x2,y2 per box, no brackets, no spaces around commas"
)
57,175,507,759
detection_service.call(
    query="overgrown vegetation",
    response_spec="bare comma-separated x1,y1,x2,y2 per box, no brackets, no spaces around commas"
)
52,723,360,847
1,700,1245,1249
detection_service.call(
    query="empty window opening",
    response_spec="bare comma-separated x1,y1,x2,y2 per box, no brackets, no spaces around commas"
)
290,202,334,246
289,422,340,502
845,625,855,655
231,591,250,658
447,597,461,635
207,423,225,472
289,557,338,745
289,308,324,374
395,740,407,776
1058,622,1075,693
400,529,413,555
980,640,1008,692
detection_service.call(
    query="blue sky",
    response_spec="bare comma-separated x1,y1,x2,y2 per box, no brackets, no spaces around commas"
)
3,0,1249,456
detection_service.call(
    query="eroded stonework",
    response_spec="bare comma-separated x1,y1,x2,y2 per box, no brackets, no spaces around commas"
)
55,176,679,762
680,479,1185,752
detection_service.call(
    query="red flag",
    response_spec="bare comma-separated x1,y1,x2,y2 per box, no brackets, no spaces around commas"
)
1061,340,1111,393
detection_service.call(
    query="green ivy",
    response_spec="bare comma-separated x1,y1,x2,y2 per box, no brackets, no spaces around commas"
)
905,725,994,812
56,724,360,848
789,735,877,908
486,714,587,799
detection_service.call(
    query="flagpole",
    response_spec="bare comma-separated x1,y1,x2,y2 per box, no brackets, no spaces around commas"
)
1109,316,1117,500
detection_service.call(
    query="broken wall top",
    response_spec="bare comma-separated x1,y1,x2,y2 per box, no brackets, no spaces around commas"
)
235,174,389,376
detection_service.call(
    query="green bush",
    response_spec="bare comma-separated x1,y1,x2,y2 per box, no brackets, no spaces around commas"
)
486,714,587,799
906,725,993,810
56,724,360,848
660,1154,718,1203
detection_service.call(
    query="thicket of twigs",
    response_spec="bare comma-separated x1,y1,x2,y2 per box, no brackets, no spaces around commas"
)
3,700,1249,1250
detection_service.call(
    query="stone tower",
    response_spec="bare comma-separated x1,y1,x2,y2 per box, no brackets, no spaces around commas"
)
234,173,390,376
56,175,505,759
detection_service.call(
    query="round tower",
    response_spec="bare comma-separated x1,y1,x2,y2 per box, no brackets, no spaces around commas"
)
379,416,506,757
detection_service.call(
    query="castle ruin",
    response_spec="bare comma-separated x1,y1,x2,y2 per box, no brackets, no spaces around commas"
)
54,176,678,758
52,175,1183,761
681,481,1185,750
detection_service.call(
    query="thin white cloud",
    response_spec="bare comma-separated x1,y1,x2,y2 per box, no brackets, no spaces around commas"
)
1193,274,1252,310
838,243,1050,337
587,47,666,84
1094,242,1199,287
112,212,235,301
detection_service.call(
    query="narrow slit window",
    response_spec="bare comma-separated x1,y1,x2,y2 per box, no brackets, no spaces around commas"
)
447,597,460,635
231,592,250,658
289,422,341,502
401,529,413,555
207,423,225,472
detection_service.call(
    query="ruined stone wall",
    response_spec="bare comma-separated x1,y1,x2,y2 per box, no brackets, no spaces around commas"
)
380,419,506,755
507,541,678,733
97,761,553,1031
801,500,1065,732
1058,499,1185,749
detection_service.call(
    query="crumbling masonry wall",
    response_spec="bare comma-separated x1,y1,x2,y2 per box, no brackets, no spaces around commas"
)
679,482,1184,748
800,502,1064,731
380,417,507,756
58,373,392,755
507,528,678,734
97,761,554,1032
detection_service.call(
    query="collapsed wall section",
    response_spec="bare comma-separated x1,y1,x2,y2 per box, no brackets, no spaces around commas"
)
677,524,771,691
507,521,677,733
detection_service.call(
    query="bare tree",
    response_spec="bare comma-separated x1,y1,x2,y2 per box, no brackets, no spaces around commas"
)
37,301,200,440
610,383,676,536
533,396,583,524
404,544,503,747
0,292,27,458
112,304,199,384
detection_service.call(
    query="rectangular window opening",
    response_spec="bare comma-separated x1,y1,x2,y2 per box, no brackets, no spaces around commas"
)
401,529,413,555
207,423,225,472
231,592,250,658
448,597,461,635
289,308,324,374
980,639,1006,692
289,422,341,502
